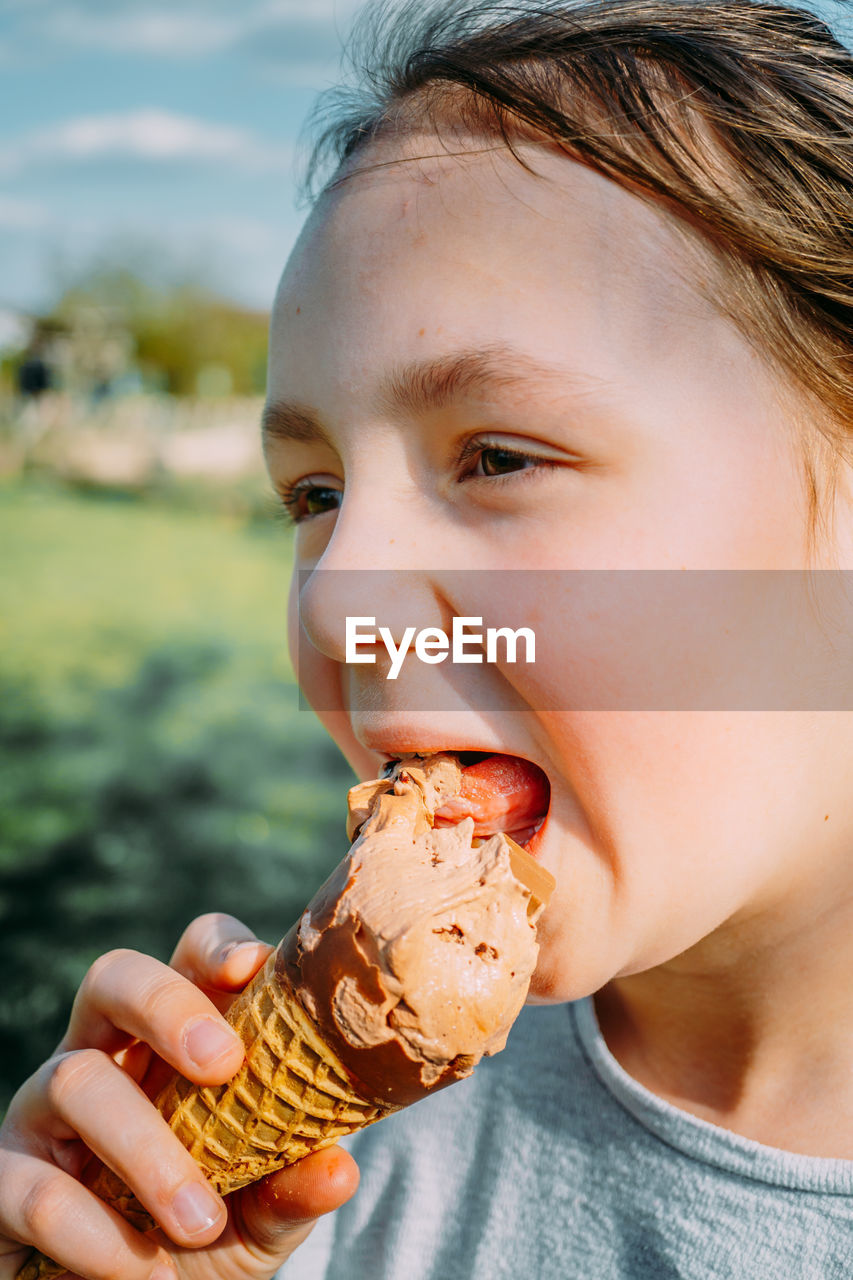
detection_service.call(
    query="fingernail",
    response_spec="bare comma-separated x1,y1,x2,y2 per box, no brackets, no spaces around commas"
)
172,1182,223,1236
184,1017,239,1069
151,1263,178,1280
218,939,258,965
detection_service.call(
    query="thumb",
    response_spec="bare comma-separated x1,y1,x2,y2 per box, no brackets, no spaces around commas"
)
232,1146,360,1268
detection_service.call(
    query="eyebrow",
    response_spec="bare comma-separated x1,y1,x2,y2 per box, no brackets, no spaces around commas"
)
261,401,332,447
261,345,604,445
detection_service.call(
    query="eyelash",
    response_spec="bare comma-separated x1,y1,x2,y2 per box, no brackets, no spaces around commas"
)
456,437,562,482
276,478,338,527
277,438,562,525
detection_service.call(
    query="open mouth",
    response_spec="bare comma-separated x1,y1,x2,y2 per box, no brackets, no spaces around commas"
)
384,751,551,853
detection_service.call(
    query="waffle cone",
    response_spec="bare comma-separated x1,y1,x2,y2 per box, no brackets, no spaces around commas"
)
17,949,396,1280
18,755,555,1280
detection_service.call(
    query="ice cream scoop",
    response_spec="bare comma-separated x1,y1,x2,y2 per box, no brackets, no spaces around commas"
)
17,753,554,1280
284,752,553,1102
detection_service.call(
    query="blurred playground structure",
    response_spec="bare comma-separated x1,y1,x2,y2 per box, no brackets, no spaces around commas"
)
0,264,270,496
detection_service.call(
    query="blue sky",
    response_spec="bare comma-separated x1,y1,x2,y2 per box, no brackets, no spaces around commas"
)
0,0,849,320
0,0,365,317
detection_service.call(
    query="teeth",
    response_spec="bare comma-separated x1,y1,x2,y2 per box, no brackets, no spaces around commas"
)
509,816,546,848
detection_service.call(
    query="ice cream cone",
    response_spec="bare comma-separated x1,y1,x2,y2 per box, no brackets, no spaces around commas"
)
18,754,553,1280
16,947,398,1280
156,946,395,1193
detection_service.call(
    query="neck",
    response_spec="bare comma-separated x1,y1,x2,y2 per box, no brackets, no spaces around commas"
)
595,881,853,1158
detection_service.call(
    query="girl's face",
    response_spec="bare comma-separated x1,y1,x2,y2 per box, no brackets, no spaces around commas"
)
264,135,853,1001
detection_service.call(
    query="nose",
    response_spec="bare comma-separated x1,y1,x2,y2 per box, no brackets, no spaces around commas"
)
290,469,525,724
294,480,452,669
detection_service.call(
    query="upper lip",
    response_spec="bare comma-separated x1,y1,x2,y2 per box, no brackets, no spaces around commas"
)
365,737,551,777
374,743,553,806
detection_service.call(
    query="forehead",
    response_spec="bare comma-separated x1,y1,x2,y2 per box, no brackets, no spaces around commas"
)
269,133,733,406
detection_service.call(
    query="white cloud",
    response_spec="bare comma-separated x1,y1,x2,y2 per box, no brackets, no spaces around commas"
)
255,0,363,21
41,10,241,58
23,0,363,61
18,0,847,67
0,110,292,175
35,110,248,162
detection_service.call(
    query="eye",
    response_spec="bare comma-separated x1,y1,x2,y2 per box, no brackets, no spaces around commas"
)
457,436,564,484
278,476,343,524
474,445,540,477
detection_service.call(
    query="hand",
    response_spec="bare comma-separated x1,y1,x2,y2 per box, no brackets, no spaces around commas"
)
0,913,359,1280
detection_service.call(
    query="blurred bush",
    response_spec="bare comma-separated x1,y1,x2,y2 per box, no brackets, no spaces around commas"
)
4,260,268,404
53,266,269,398
0,481,353,1111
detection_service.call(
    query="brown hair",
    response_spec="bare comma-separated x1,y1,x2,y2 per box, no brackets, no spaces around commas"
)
305,0,853,530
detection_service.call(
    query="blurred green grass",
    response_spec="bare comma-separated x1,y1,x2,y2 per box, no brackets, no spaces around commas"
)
0,480,354,1110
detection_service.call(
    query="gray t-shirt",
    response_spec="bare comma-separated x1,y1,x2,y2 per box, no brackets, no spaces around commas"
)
280,999,853,1278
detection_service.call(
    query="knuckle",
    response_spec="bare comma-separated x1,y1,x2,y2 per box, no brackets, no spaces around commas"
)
130,970,209,1041
80,947,138,995
46,1048,107,1111
19,1174,72,1240
1,1073,40,1126
78,1249,137,1280
0,1146,20,1190
101,1257,137,1280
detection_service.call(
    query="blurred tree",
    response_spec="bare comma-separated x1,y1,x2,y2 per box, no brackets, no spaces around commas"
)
132,285,269,397
46,260,268,398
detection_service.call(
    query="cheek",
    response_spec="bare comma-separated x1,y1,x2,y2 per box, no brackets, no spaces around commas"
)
287,575,377,779
532,712,819,991
288,573,340,729
565,714,758,878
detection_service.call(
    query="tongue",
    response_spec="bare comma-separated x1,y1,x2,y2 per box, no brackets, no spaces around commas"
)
433,754,549,838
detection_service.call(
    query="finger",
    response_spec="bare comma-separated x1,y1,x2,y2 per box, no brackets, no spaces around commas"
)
0,1239,38,1280
114,1039,153,1085
57,950,244,1086
16,1050,227,1250
230,1147,360,1268
169,913,274,994
0,1147,178,1280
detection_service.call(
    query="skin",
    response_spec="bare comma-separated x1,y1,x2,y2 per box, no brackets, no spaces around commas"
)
0,917,359,1279
1,129,852,1278
265,135,853,1153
